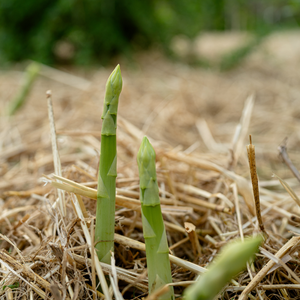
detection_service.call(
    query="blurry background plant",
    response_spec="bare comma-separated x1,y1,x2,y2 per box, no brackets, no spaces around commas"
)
0,0,299,65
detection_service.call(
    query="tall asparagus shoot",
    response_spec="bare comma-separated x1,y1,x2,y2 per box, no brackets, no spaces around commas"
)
137,137,174,300
95,65,122,264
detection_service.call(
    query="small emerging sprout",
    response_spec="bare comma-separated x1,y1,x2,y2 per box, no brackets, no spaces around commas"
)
8,62,40,115
137,136,174,300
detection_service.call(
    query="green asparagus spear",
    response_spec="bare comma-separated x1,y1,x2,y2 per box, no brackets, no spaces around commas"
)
137,137,174,300
95,65,122,264
184,236,263,300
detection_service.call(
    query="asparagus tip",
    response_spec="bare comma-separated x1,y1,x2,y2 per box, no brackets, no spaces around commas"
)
109,64,122,90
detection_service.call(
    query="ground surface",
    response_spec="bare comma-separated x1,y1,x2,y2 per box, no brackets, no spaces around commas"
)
1,31,300,299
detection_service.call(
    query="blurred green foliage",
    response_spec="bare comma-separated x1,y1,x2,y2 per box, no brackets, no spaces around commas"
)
0,0,299,65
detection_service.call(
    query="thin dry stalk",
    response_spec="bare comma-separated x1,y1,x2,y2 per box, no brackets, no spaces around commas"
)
232,183,262,297
246,135,266,234
110,252,124,300
231,183,244,240
278,141,300,183
90,218,96,300
227,284,300,291
273,173,300,208
208,217,225,241
46,90,66,216
231,94,255,165
169,236,190,251
71,194,111,300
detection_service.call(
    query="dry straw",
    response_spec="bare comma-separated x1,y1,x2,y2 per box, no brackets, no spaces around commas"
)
2,56,300,299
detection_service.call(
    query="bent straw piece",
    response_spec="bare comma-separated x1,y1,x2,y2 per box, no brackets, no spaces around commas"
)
164,151,255,215
238,236,300,300
51,180,141,211
51,174,97,193
75,194,89,219
137,137,174,300
52,174,173,205
51,180,192,215
51,174,172,204
50,175,182,210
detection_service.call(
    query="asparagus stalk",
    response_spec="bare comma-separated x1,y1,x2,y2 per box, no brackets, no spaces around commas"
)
184,236,263,300
95,65,122,264
137,137,174,300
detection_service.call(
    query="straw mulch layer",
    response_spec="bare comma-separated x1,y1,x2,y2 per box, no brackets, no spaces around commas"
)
2,33,300,299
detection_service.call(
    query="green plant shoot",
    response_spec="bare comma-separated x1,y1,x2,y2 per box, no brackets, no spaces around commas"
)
95,65,122,264
184,236,263,300
8,62,40,115
137,136,174,300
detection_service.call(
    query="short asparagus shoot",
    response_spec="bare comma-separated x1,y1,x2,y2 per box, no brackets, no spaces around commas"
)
184,236,263,300
95,65,122,264
137,137,174,300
